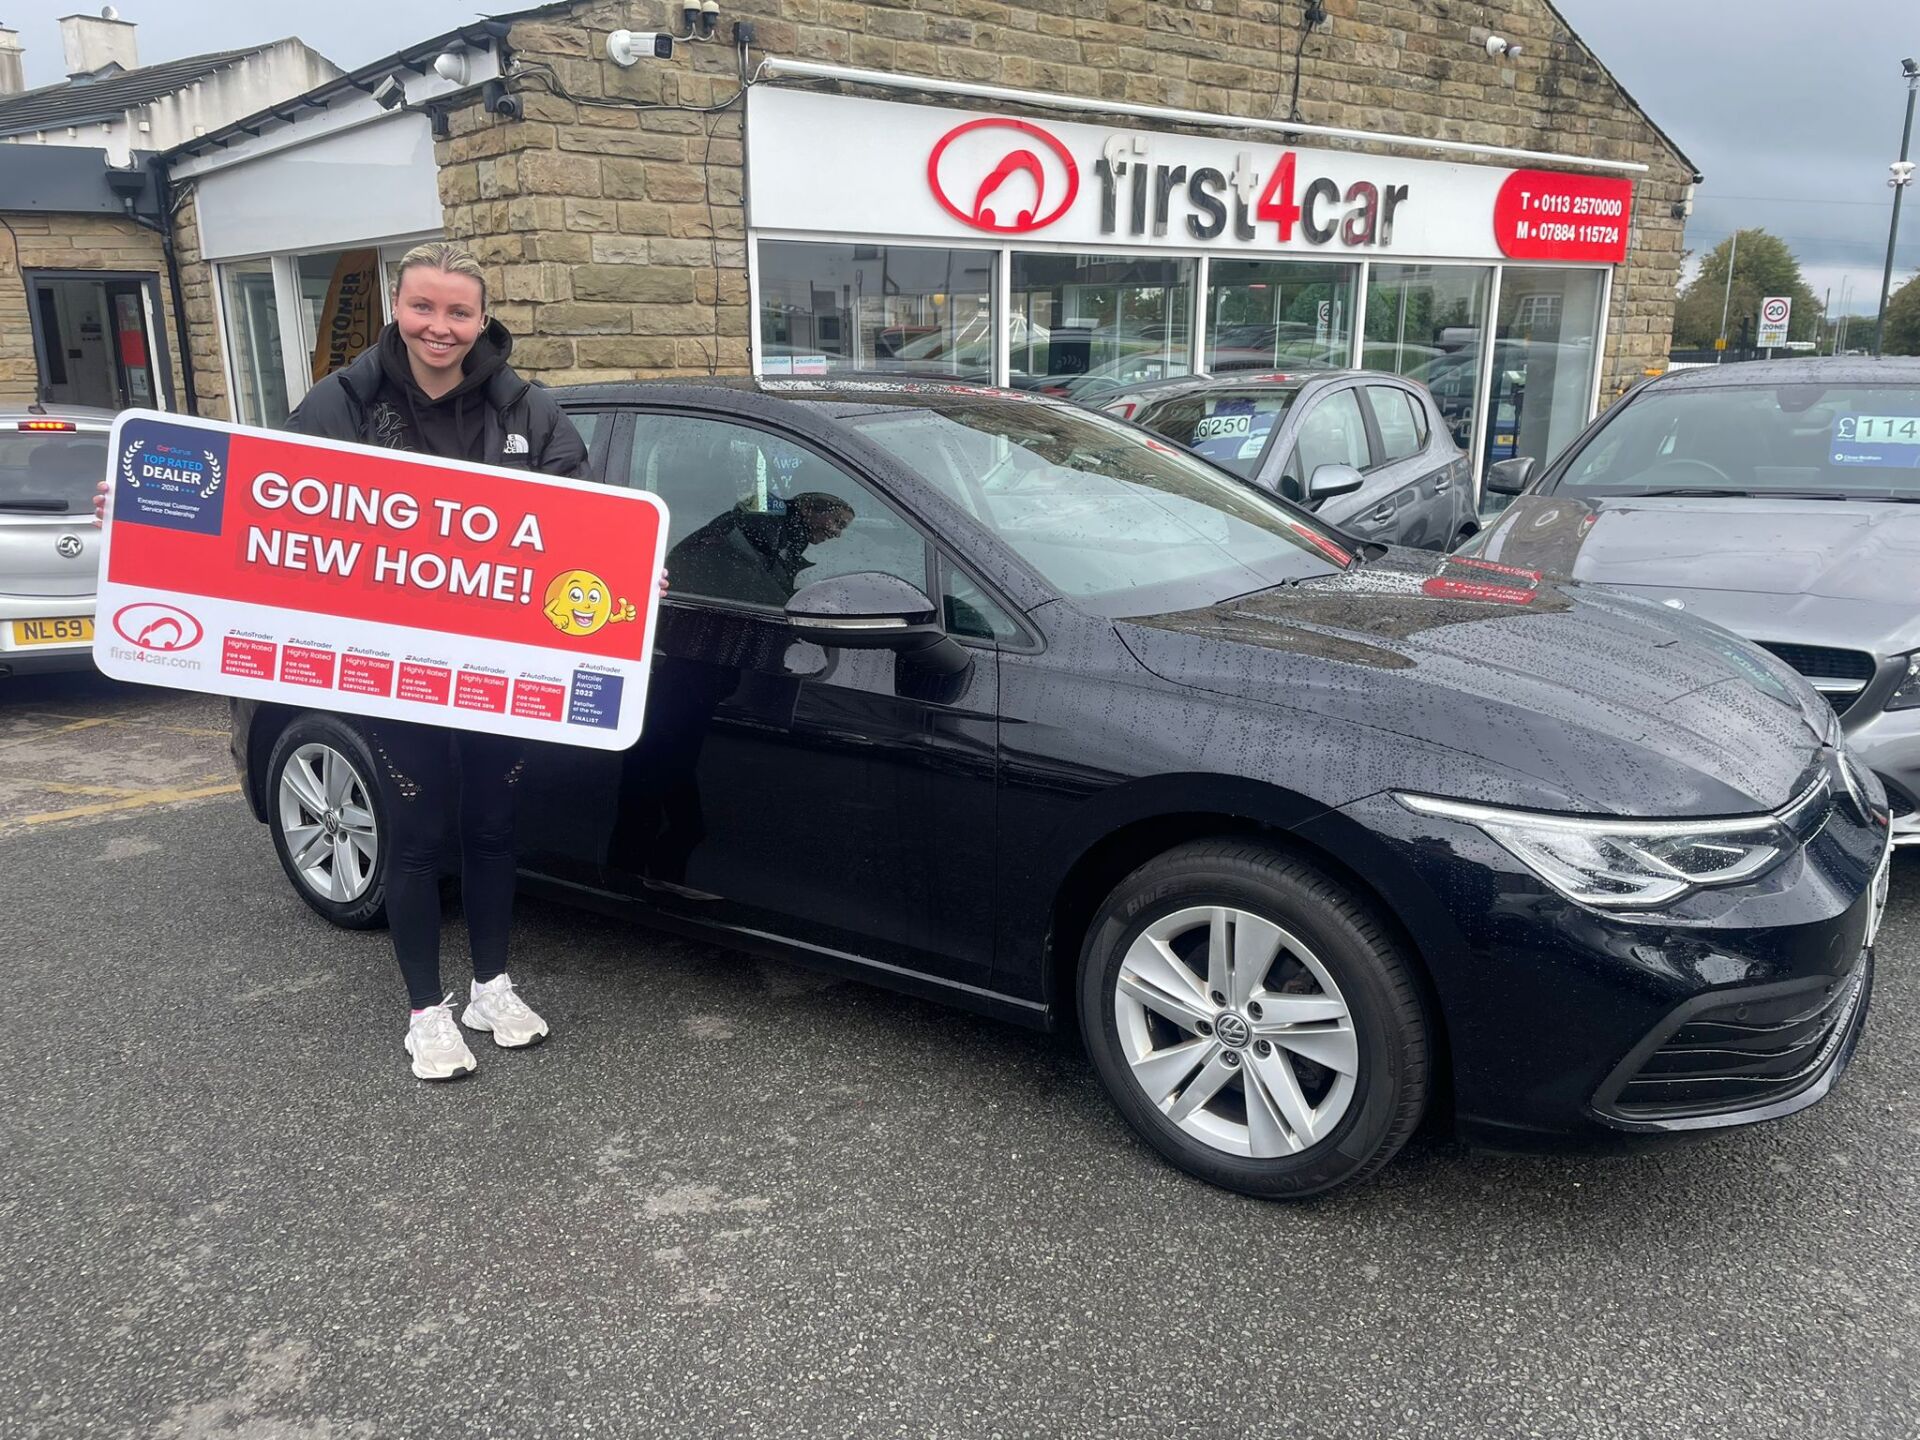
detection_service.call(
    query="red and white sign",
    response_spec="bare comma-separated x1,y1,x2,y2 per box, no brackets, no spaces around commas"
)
94,411,668,750
749,90,1637,265
1493,170,1633,264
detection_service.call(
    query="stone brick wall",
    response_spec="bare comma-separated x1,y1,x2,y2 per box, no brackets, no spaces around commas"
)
422,0,1694,397
0,211,188,410
170,189,231,420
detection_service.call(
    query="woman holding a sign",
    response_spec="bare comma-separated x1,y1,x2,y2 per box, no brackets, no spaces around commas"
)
285,241,592,1081
100,243,591,1080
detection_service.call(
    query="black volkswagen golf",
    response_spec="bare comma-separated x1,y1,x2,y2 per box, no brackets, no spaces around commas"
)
231,379,1893,1198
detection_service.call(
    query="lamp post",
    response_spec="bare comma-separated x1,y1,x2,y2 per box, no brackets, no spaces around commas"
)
1872,58,1919,356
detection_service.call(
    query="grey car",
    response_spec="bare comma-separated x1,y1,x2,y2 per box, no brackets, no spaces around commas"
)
0,405,111,677
1466,357,1920,849
1115,372,1478,551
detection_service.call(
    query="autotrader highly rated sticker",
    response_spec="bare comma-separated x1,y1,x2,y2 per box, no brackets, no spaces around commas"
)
94,411,669,750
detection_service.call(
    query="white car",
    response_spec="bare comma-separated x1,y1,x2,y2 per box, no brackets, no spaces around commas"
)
0,406,111,677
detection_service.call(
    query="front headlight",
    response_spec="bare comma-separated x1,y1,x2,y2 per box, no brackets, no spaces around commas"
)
1396,793,1790,908
1888,655,1920,712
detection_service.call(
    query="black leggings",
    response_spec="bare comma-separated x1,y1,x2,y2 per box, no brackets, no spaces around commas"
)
367,721,526,1010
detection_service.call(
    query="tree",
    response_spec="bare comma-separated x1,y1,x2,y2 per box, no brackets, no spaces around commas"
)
1882,271,1920,356
1671,229,1824,349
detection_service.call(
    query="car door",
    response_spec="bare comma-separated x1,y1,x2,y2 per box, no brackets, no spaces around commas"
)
1357,382,1452,549
513,406,1003,991
1269,384,1385,533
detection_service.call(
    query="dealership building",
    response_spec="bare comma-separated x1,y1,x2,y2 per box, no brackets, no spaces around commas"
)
12,0,1698,498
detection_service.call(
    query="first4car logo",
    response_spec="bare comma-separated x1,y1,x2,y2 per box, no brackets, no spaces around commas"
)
926,117,1080,233
111,602,204,653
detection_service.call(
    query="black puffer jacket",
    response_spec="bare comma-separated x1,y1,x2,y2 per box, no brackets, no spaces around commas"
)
284,320,587,478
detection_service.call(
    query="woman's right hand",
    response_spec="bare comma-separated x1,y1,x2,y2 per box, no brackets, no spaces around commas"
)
93,479,108,529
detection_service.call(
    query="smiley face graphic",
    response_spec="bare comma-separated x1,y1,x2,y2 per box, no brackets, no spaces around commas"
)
542,569,637,637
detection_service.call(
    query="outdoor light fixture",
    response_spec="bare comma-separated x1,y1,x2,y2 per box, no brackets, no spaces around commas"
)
1875,58,1920,354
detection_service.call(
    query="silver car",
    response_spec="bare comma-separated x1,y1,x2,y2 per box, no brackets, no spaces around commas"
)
0,406,111,677
1114,371,1478,551
1467,357,1920,849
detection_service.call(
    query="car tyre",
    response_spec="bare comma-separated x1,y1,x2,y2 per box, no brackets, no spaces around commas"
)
1078,840,1429,1198
265,713,389,930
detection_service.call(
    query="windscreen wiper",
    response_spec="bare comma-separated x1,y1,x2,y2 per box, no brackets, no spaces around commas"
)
1635,487,1752,498
0,499,74,513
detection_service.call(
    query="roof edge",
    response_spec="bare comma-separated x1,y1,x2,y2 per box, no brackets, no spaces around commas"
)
1538,0,1702,183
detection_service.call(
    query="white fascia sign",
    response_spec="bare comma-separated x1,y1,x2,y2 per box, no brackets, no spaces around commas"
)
747,89,1634,265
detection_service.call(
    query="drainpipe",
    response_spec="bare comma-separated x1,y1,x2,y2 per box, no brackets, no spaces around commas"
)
124,156,198,416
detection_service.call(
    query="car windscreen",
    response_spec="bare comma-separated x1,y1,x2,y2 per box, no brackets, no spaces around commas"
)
0,432,108,516
1559,382,1920,500
842,399,1351,618
1128,387,1304,478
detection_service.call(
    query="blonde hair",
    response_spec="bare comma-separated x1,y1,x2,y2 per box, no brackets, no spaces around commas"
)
392,241,488,310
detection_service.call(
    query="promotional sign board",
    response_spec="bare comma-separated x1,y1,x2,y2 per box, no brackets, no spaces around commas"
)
94,412,668,750
747,89,1635,265
1758,296,1791,347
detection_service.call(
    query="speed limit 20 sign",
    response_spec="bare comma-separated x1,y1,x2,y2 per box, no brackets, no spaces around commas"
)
1758,296,1791,346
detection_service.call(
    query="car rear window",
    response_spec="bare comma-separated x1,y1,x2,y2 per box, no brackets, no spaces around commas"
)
1561,381,1920,499
0,432,108,516
1130,387,1304,478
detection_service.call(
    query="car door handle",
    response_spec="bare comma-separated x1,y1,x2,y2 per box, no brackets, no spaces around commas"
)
1369,502,1396,524
1433,475,1451,493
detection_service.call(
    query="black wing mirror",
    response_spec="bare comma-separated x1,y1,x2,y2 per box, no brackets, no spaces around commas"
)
785,572,970,673
1307,463,1364,501
1486,456,1537,495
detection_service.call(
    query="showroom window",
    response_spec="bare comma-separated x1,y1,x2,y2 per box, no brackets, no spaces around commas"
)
1486,267,1606,480
757,241,995,378
218,240,432,427
1362,264,1493,454
1206,259,1356,372
1009,253,1195,403
222,260,290,428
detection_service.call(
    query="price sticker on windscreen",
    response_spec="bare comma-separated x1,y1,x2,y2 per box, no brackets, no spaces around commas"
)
1832,414,1920,468
94,411,669,750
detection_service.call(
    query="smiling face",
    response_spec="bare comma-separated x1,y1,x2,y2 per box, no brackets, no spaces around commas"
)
392,265,486,392
543,570,613,636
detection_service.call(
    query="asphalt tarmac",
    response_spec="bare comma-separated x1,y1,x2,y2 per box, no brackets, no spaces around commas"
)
2,672,1915,1439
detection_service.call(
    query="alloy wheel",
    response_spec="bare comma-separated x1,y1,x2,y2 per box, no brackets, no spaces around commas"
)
277,742,379,904
1113,904,1359,1158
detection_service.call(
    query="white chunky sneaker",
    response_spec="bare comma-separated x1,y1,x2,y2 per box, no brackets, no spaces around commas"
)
461,973,550,1048
405,997,478,1081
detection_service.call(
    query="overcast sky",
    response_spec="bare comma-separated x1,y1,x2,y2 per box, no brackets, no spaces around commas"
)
5,0,1916,314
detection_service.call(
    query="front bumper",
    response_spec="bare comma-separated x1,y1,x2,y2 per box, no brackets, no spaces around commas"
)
1325,784,1889,1146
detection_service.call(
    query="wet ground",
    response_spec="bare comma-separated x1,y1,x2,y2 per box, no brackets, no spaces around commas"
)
3,672,1915,1439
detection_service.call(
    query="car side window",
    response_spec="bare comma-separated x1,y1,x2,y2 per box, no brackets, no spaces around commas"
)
1366,386,1424,462
1289,389,1372,484
941,562,1021,643
624,413,930,610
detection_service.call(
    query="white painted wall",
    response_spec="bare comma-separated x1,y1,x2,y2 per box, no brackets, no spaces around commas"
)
1,39,340,165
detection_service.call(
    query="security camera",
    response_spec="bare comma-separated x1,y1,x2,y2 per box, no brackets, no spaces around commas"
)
432,49,469,86
1484,34,1521,59
608,29,673,66
371,74,406,111
482,79,521,120
1903,57,1919,78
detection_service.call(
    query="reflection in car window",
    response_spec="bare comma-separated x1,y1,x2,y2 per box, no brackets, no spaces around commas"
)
843,399,1350,619
1560,383,1920,498
1366,387,1424,463
0,433,108,516
1293,389,1372,478
1131,386,1303,478
625,414,929,608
